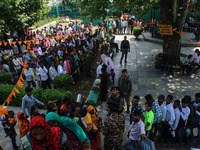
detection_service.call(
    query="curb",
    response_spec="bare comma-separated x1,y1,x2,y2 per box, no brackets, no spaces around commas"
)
143,35,199,47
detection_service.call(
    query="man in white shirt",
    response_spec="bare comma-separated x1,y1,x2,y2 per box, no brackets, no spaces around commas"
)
49,62,58,80
96,61,102,76
163,95,175,144
24,65,36,88
13,55,21,73
57,61,66,75
123,110,146,150
171,100,181,139
38,62,51,89
156,94,167,145
35,44,43,56
177,98,190,143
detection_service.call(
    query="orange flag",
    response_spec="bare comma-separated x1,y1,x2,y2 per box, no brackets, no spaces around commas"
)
14,87,20,93
17,80,23,88
11,90,16,98
0,43,2,46
4,42,7,46
6,98,10,105
18,41,22,45
195,42,200,46
9,42,13,46
24,41,27,44
0,106,8,117
31,40,34,42
19,74,24,82
13,41,16,45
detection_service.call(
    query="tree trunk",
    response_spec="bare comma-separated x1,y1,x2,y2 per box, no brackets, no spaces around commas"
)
160,0,190,65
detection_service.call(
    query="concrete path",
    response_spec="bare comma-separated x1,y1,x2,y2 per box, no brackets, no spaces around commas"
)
1,34,200,149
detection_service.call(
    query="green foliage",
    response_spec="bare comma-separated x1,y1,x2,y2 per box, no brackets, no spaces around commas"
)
0,0,50,33
0,72,13,84
0,84,72,106
33,17,60,28
53,74,73,90
41,89,72,104
133,27,143,39
83,54,92,77
108,28,114,36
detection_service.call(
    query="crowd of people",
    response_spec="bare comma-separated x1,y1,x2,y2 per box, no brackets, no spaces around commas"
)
1,15,200,150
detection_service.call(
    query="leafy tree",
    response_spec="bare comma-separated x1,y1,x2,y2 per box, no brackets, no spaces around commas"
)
0,0,50,34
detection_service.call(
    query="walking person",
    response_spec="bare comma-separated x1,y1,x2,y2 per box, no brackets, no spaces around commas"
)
118,69,132,114
21,87,46,118
120,36,130,65
38,62,51,89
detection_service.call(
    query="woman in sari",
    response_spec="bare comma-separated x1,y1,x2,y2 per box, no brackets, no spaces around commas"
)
17,112,29,138
21,116,70,150
45,112,90,150
87,105,101,150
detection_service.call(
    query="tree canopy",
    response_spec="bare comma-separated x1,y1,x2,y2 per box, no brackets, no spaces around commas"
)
0,0,50,33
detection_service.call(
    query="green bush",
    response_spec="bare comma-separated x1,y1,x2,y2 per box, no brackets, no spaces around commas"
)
133,27,143,39
0,84,72,107
41,89,72,105
53,74,73,90
0,72,13,84
83,54,93,77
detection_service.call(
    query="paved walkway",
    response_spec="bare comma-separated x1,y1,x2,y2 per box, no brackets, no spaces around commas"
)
143,32,199,47
1,35,200,149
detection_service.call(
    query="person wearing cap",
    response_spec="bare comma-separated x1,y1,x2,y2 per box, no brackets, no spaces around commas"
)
118,69,132,114
21,87,45,118
98,100,125,150
120,36,130,65
108,86,124,113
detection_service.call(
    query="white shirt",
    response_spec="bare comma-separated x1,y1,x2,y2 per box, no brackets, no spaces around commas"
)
158,103,167,122
49,66,58,80
193,102,200,116
24,68,34,81
182,57,192,65
180,105,190,125
165,103,175,127
36,47,43,56
172,107,180,130
192,53,200,64
13,58,21,70
38,66,48,81
129,120,145,140
57,65,66,75
96,65,102,76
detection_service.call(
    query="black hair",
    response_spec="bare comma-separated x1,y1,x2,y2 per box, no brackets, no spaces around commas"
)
195,93,200,98
79,108,87,117
174,100,180,105
25,86,33,93
184,95,191,103
145,94,153,102
71,103,82,112
8,110,14,116
47,120,59,127
31,105,38,115
133,95,140,101
133,110,142,116
182,98,189,104
145,102,152,107
63,97,71,103
167,95,173,101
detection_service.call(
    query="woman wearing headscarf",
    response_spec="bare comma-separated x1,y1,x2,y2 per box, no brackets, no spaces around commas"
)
87,105,101,150
21,116,70,150
45,112,90,150
17,112,29,138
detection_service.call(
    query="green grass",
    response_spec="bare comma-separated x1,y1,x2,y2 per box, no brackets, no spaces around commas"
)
32,17,60,28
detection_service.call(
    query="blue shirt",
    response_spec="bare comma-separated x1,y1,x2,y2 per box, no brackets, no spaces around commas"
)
21,94,44,117
22,54,30,63
152,101,162,123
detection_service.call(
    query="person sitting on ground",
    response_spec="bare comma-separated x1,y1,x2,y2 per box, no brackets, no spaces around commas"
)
47,100,60,113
